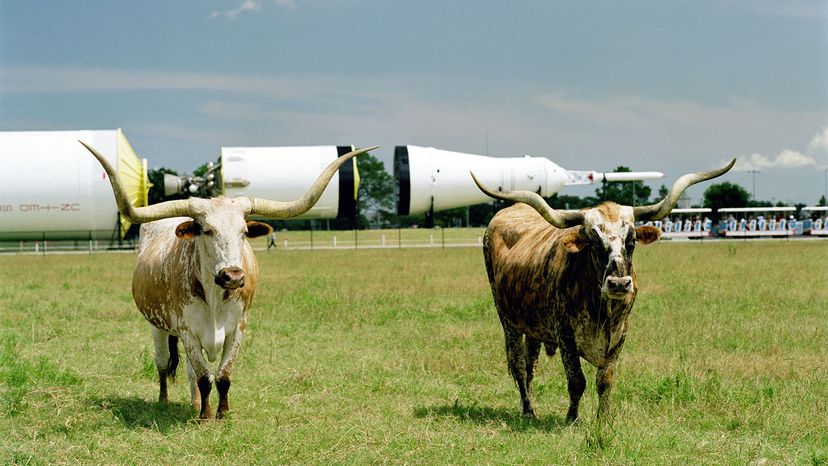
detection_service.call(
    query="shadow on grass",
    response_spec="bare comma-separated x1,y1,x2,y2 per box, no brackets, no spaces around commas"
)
89,396,195,433
414,400,568,433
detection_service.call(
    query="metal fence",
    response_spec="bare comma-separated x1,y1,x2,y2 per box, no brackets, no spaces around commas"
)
0,228,487,254
252,227,487,250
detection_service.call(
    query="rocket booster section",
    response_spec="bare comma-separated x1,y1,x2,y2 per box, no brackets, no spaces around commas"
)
221,145,361,220
395,145,664,216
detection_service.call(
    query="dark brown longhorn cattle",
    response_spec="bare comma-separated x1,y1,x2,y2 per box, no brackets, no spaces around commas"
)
471,159,734,425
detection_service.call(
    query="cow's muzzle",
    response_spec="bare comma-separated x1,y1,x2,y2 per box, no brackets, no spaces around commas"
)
215,266,245,290
603,276,633,298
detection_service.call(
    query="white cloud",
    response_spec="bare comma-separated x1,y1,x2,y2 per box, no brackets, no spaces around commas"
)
808,127,828,153
733,151,816,170
210,0,262,19
729,127,827,171
209,0,297,18
777,149,817,167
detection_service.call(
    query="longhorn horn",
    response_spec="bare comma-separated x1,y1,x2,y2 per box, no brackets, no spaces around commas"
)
470,172,584,228
633,158,736,221
249,146,379,218
80,140,193,223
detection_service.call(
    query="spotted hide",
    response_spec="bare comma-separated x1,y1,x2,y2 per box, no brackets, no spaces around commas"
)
133,206,267,420
78,141,375,420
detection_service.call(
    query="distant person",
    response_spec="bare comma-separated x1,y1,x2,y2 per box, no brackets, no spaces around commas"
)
267,231,277,252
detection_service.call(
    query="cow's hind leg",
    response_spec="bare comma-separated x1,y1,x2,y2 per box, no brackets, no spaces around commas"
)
559,336,586,423
151,327,178,403
524,336,542,405
503,326,535,418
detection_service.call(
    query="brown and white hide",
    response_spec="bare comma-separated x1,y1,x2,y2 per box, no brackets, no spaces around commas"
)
484,203,658,424
474,159,733,426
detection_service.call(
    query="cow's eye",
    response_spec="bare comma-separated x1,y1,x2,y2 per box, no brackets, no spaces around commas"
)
203,229,215,236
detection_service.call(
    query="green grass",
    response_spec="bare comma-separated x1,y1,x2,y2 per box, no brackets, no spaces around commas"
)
0,240,826,464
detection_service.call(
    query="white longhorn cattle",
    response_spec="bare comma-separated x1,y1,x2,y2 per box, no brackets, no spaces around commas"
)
81,141,376,420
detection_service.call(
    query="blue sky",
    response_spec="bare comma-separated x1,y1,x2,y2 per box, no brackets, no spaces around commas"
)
2,0,827,204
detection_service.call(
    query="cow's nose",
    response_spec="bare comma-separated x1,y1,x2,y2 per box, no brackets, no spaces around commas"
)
606,276,632,295
215,267,245,290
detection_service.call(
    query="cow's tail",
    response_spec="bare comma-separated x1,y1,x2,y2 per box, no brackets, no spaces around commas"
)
482,229,496,285
167,335,180,381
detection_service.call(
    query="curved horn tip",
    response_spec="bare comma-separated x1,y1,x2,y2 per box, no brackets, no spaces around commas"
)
78,140,97,154
469,171,491,192
78,140,111,167
348,145,379,156
724,157,736,171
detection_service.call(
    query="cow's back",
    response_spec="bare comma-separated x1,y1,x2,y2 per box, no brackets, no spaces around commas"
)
483,204,575,341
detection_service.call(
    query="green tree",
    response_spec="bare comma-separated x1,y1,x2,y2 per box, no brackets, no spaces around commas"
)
748,199,773,208
702,182,750,211
594,166,651,206
356,153,394,227
468,202,497,226
544,193,597,210
193,163,210,177
434,206,467,227
818,195,826,207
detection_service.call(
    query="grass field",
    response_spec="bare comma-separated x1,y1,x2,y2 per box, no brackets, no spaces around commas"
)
1,240,826,464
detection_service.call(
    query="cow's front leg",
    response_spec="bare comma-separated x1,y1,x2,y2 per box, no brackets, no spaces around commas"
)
596,363,615,425
558,335,586,423
597,332,626,426
215,325,245,419
180,332,214,420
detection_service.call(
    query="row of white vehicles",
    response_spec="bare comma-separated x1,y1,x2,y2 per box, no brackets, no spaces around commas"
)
644,206,828,239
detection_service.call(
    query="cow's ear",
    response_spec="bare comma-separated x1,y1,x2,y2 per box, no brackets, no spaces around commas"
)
635,225,661,245
246,221,272,238
562,227,587,253
175,220,201,238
